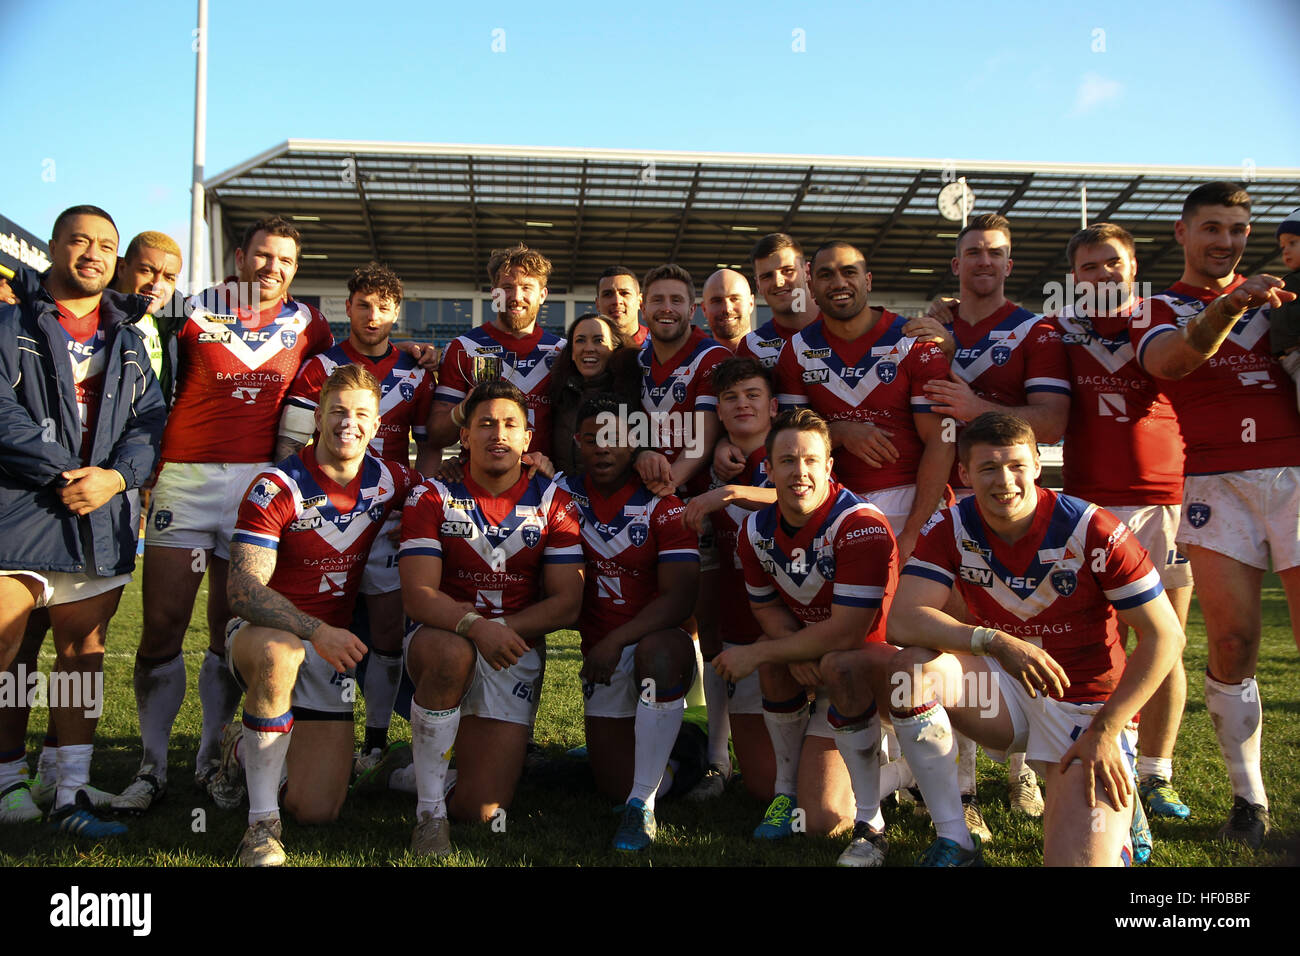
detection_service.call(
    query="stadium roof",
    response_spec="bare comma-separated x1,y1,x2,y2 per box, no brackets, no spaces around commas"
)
205,140,1300,303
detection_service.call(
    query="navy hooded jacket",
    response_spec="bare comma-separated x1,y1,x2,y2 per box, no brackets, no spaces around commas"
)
0,265,166,576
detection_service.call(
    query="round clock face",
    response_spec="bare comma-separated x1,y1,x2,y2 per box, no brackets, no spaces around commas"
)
938,181,974,221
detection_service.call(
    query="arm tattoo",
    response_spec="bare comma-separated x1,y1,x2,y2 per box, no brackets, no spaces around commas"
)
227,541,322,640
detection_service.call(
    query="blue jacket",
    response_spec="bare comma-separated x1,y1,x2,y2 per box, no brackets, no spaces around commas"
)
0,265,166,575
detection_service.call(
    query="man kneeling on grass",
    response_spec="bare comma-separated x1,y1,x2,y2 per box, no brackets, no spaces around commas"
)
398,381,585,858
558,396,702,851
886,411,1184,866
221,365,417,866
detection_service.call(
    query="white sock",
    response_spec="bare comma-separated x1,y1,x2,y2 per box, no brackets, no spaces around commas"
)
135,652,187,777
241,711,292,823
54,743,93,809
37,742,57,781
702,665,731,772
411,703,460,818
884,727,901,762
198,649,242,768
363,652,403,737
830,707,884,829
1136,756,1173,782
628,695,685,811
892,703,970,849
879,756,916,795
389,764,416,793
1204,674,1267,807
762,696,809,796
1008,751,1034,784
956,732,977,795
0,754,27,790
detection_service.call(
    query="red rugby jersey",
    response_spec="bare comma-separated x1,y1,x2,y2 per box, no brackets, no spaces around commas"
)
710,445,771,645
904,489,1163,702
162,289,333,463
434,323,562,457
1131,278,1300,475
557,473,698,654
284,340,434,464
774,311,951,494
231,447,417,628
947,302,1070,488
737,317,803,371
737,481,896,643
1055,304,1184,505
398,471,583,645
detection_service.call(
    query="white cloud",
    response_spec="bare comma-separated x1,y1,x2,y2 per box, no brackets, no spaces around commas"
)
1071,72,1123,116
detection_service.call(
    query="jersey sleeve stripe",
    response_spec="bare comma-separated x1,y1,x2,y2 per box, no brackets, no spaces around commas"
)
434,385,468,403
1104,568,1164,608
659,550,701,562
746,582,776,600
901,560,954,585
694,396,718,411
1024,377,1072,394
834,583,885,600
398,538,442,558
776,392,808,410
1134,324,1178,371
542,546,585,563
231,531,279,550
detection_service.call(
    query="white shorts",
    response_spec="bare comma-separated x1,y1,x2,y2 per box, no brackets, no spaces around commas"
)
360,513,401,595
0,568,130,608
864,483,916,535
146,461,270,559
722,642,762,715
976,658,1136,769
403,623,543,727
225,617,354,717
1178,467,1300,571
1107,504,1193,590
581,633,702,719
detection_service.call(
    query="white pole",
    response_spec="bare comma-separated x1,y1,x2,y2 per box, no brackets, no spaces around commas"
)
1080,184,1088,229
188,0,208,292
959,176,969,229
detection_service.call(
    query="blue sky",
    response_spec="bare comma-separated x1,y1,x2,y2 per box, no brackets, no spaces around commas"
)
3,0,1297,284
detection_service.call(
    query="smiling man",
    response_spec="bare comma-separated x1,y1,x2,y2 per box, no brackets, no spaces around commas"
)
115,215,334,815
0,205,165,837
887,412,1184,867
112,231,183,405
701,268,755,353
221,364,417,865
1129,181,1300,849
276,261,436,778
429,243,563,456
714,409,901,866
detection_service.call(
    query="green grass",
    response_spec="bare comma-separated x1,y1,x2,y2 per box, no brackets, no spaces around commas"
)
1,574,1295,867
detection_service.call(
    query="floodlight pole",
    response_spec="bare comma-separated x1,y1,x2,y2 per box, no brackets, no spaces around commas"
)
960,176,969,228
189,0,209,291
1080,184,1088,228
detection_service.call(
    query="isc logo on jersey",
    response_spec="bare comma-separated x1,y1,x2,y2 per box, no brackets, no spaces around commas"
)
441,520,476,538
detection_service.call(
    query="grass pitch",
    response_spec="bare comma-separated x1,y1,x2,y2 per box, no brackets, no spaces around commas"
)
1,574,1295,867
